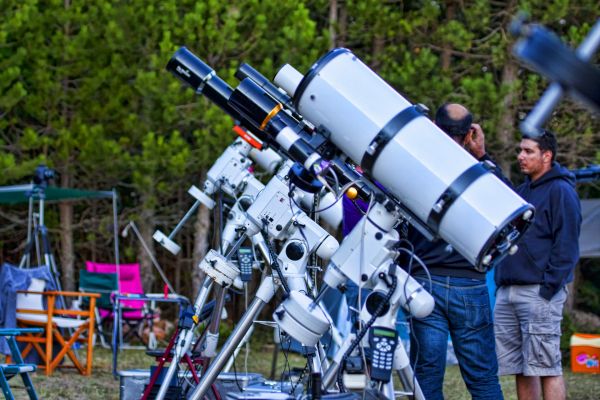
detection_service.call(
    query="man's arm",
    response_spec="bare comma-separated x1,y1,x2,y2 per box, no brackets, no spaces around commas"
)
465,123,513,187
539,185,582,300
465,123,486,159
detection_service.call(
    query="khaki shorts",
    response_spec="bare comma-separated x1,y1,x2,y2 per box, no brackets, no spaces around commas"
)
494,284,566,376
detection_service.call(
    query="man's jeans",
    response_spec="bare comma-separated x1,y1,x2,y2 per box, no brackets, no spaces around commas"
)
410,275,503,400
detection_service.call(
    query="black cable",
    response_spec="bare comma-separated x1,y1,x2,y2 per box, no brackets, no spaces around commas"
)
310,191,319,293
230,346,245,392
287,188,311,250
401,242,419,397
261,220,291,295
277,310,310,396
349,197,391,234
291,356,309,395
336,272,398,393
395,246,432,293
328,165,341,194
350,198,368,216
217,183,224,254
288,178,359,215
394,240,433,396
210,184,224,254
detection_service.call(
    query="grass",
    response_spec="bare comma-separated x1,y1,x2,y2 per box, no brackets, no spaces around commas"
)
449,367,600,400
5,331,600,399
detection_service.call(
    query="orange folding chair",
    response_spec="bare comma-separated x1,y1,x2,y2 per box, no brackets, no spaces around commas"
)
14,278,100,375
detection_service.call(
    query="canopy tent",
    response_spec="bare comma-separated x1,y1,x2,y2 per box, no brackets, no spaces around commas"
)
0,184,113,204
2,182,179,297
572,166,600,259
580,199,600,258
0,182,120,296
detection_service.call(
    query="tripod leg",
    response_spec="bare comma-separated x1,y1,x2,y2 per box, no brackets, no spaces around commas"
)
394,342,425,400
269,329,279,380
201,285,227,359
223,324,254,373
322,333,356,391
154,277,213,400
396,366,425,400
307,346,325,399
317,337,330,372
187,278,277,400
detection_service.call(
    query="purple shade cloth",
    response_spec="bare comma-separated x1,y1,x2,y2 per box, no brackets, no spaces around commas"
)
342,195,369,235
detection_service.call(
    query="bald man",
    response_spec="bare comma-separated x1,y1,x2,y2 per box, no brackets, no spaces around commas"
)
405,103,505,400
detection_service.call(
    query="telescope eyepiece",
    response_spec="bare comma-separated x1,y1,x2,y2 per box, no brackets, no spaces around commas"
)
166,47,215,92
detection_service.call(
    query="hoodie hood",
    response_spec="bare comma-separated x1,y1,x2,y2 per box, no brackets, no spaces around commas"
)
529,162,576,189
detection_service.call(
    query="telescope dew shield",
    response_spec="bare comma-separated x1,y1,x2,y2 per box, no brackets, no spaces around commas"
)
236,63,295,110
275,48,533,270
167,48,274,145
167,47,234,116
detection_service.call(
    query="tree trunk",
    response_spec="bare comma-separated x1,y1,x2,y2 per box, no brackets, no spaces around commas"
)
138,204,156,292
192,197,211,296
565,262,582,314
175,251,181,295
328,0,337,49
59,173,75,292
371,35,385,72
338,1,347,47
497,60,518,179
441,1,456,71
58,0,74,292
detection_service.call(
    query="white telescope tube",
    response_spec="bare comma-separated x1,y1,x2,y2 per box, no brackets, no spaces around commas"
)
275,49,533,270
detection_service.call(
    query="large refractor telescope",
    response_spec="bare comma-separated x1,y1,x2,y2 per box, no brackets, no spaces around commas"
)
275,48,533,270
167,47,533,271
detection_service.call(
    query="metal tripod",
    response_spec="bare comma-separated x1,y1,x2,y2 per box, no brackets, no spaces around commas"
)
19,188,65,303
186,251,331,400
153,233,250,400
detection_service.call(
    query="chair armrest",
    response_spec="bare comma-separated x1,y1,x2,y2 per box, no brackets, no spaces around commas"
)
0,328,43,336
46,290,101,298
16,289,101,298
80,288,114,295
144,293,189,301
17,291,100,318
16,290,46,295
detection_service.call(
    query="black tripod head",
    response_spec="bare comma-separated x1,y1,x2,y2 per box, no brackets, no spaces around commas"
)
33,165,55,189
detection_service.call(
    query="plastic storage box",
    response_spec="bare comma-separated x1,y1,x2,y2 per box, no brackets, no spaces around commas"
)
570,333,600,374
118,369,150,400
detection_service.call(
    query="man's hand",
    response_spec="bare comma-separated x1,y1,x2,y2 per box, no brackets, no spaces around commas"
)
465,123,486,159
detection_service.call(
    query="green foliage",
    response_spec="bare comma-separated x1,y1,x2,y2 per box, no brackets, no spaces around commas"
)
577,260,600,314
561,312,577,361
1,0,598,296
577,280,600,314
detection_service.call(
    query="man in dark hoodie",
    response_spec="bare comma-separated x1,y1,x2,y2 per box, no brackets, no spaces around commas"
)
494,129,581,400
406,103,506,400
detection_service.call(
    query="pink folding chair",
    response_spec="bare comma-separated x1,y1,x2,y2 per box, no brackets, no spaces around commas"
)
85,262,154,349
